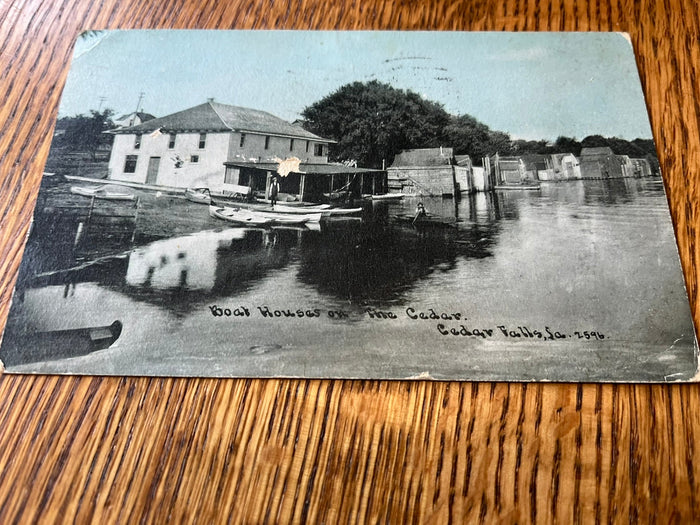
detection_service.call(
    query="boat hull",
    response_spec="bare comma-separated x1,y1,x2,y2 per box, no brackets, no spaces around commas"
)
1,320,123,366
70,185,137,201
209,205,310,226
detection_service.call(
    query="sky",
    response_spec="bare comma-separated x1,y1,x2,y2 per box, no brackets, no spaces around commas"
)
59,31,653,141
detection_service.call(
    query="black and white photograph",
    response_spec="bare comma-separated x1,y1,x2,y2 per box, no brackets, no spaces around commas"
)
0,30,696,381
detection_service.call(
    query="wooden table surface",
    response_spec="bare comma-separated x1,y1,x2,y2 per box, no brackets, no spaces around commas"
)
1,0,699,522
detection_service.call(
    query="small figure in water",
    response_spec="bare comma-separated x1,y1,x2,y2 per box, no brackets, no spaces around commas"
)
413,202,427,225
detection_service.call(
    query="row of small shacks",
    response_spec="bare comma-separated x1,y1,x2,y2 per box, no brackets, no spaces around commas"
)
386,146,654,196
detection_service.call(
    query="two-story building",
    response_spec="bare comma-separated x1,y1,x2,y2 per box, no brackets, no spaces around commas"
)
107,100,334,193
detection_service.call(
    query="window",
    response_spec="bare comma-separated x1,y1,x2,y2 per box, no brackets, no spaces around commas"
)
306,140,310,153
168,133,176,149
239,133,246,148
314,144,324,156
198,133,206,149
264,136,270,150
134,134,142,150
124,155,138,173
289,139,294,151
190,155,199,163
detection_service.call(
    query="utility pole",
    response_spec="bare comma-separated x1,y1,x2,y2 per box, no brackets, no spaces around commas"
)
97,96,107,112
129,92,145,126
135,92,145,113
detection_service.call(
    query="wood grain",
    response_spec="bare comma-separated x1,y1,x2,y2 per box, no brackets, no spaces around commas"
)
1,0,700,522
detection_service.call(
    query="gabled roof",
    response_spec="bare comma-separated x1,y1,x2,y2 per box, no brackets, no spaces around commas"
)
115,111,156,123
390,148,454,168
113,101,330,142
580,146,614,156
454,155,472,167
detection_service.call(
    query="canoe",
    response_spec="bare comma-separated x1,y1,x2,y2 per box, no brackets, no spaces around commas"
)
209,205,274,225
209,205,309,226
71,184,137,201
322,207,363,216
370,193,405,200
1,320,123,366
245,208,321,224
253,201,360,216
237,202,326,217
396,214,457,229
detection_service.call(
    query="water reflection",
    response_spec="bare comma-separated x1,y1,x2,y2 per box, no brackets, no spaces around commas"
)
5,177,695,381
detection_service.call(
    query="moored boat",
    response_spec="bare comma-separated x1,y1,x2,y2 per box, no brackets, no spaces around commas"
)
209,205,310,226
70,184,137,201
369,193,405,200
1,320,123,366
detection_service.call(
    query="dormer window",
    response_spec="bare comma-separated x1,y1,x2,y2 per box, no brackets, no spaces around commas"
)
314,144,324,156
264,136,270,149
289,139,294,151
240,133,246,147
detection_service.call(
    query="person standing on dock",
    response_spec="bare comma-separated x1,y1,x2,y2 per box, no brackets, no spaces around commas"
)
413,202,427,225
269,176,280,208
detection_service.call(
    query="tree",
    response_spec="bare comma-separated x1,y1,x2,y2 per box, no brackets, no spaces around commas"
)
301,81,451,169
54,109,116,159
442,114,513,159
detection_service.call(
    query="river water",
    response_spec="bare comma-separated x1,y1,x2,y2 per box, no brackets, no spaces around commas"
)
3,178,697,381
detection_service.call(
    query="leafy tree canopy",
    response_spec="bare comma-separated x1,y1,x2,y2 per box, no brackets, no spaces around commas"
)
301,81,657,167
302,81,451,169
53,109,116,159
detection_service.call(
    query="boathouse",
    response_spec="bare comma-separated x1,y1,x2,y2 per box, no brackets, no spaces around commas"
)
549,153,581,180
454,155,475,194
521,154,554,181
387,148,457,196
222,161,386,203
487,153,534,186
106,100,334,192
629,158,652,177
579,147,633,179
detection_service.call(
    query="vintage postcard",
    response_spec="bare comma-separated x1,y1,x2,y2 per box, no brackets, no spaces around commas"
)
0,31,696,381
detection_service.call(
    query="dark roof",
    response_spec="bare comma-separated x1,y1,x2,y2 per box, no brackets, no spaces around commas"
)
390,148,454,167
454,155,472,167
580,147,614,156
224,161,383,175
113,101,330,141
116,112,156,122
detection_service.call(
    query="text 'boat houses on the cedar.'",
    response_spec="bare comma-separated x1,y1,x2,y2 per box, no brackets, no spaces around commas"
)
105,99,656,201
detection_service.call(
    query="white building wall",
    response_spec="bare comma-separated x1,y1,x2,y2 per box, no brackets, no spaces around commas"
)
109,132,231,189
109,130,330,191
227,132,328,164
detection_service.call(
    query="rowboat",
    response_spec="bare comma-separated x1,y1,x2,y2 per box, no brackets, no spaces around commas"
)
70,184,137,201
209,205,275,225
1,320,123,366
209,205,309,226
